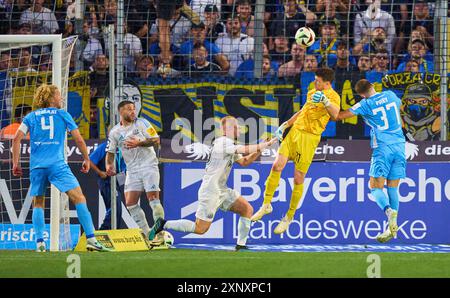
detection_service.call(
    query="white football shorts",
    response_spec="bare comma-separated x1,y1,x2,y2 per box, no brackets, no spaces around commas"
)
195,188,240,222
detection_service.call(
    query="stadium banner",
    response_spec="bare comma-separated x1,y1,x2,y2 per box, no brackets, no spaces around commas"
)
7,71,91,138
74,229,151,252
2,139,450,163
162,162,450,244
0,224,80,250
96,72,450,141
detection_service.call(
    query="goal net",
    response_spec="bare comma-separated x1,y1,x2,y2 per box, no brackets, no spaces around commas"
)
0,35,77,251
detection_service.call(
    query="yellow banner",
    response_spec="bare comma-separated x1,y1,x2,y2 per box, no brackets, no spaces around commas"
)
10,71,90,139
74,228,151,252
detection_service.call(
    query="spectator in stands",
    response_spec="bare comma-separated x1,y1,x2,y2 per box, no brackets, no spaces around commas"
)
397,39,434,73
121,2,156,51
353,27,389,56
89,54,109,100
262,55,277,78
104,22,143,73
189,43,222,78
12,48,37,72
179,22,229,73
235,43,279,79
0,104,31,139
1,0,27,33
149,5,192,52
277,43,306,78
156,55,182,79
0,51,11,71
405,59,420,73
303,54,318,72
190,0,221,20
81,20,103,68
315,0,348,14
62,20,75,38
84,5,102,40
17,22,32,35
398,0,434,52
20,0,59,34
204,4,225,42
334,42,357,73
269,0,315,49
131,55,156,80
270,29,292,66
370,48,390,73
313,0,348,38
38,55,52,72
354,1,395,53
104,0,118,26
236,0,266,38
156,0,201,66
215,15,254,76
307,18,339,68
357,52,372,72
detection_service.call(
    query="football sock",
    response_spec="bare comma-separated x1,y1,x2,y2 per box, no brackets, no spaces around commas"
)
164,219,196,233
387,187,399,212
32,207,45,243
127,204,150,237
237,217,251,246
75,203,95,239
263,170,282,204
371,188,391,213
149,199,165,221
286,183,304,220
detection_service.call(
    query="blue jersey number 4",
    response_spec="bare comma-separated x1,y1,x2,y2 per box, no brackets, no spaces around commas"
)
41,115,54,139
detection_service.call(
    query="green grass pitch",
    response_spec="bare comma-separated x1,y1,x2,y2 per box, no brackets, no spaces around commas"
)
1,249,450,278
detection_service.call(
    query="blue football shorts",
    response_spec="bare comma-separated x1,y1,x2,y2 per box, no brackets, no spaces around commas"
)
30,163,80,196
369,143,406,180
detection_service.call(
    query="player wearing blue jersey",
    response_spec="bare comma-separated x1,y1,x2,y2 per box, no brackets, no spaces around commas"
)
336,79,406,243
12,84,110,252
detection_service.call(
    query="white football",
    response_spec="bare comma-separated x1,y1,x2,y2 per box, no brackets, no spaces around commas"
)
162,231,174,246
295,27,316,48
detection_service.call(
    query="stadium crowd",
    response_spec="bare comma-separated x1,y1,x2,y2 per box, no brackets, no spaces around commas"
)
0,0,437,77
0,0,444,139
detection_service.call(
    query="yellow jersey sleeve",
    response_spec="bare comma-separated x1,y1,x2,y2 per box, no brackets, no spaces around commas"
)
325,89,341,109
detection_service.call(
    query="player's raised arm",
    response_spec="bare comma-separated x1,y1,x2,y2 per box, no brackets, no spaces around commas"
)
236,137,278,155
70,128,90,173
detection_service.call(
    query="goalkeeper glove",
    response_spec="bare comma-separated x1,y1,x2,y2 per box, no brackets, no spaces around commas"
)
275,121,288,142
312,91,331,107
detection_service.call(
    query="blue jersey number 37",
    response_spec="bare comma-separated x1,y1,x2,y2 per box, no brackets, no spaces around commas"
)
372,102,401,131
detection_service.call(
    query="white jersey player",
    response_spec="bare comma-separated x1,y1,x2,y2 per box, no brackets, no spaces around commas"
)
106,100,163,237
148,116,277,251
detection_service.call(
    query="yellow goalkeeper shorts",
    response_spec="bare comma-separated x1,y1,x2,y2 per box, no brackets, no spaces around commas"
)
278,128,321,173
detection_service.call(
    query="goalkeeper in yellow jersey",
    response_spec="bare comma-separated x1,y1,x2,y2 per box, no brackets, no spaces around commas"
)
251,67,341,234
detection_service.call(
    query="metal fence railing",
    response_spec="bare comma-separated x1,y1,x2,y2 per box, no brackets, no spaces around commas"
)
0,0,448,140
